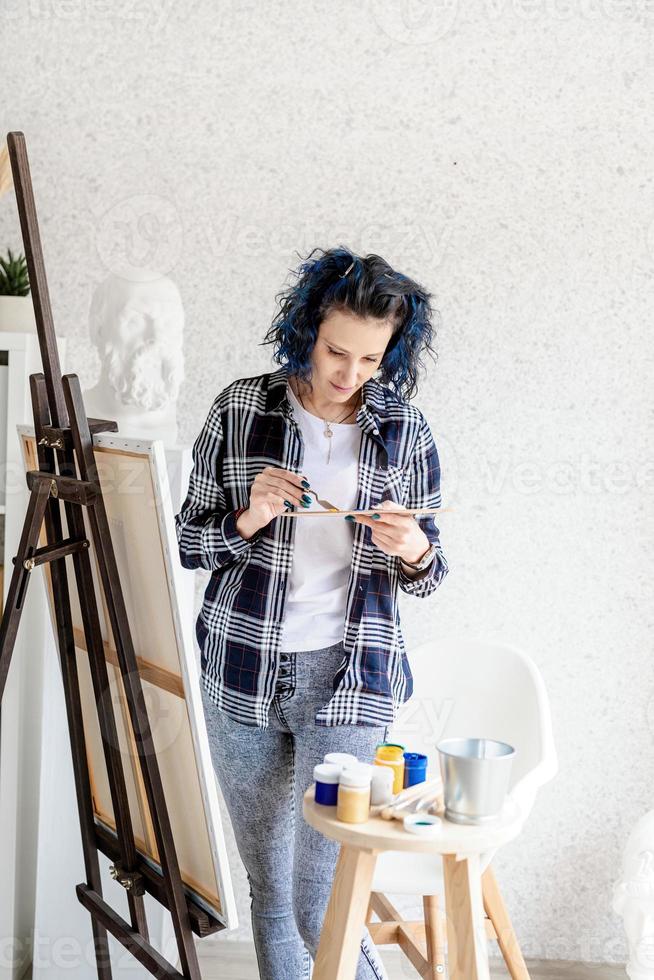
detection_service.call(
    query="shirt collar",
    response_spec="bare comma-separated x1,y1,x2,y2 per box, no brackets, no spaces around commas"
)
264,366,387,433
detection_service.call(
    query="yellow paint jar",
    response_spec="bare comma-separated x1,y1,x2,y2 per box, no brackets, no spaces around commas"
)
336,764,373,824
374,743,405,795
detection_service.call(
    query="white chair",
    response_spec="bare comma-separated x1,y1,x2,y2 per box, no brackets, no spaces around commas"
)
368,637,558,978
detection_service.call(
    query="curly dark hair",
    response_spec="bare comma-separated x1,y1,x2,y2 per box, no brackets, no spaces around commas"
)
261,246,439,400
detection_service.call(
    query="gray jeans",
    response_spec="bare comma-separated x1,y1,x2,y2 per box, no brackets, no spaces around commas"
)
200,640,389,980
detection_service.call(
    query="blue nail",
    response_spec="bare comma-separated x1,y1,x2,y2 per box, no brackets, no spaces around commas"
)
301,494,312,503
302,500,311,508
344,514,355,522
301,479,311,489
284,500,294,509
372,513,381,520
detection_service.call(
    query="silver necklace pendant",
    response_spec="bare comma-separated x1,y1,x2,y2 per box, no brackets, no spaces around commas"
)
323,421,334,463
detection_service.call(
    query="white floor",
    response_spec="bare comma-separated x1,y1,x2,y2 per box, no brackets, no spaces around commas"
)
197,939,626,979
20,940,627,978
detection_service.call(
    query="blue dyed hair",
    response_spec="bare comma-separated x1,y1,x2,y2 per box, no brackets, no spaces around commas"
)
261,246,439,401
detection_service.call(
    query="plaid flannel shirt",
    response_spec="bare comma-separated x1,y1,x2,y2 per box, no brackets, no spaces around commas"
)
175,367,449,728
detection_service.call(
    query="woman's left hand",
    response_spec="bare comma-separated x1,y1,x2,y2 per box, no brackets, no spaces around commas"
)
351,499,430,565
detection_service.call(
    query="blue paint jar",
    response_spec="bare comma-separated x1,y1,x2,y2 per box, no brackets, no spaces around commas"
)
403,752,428,788
314,763,341,805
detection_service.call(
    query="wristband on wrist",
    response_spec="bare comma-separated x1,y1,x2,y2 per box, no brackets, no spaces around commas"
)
400,542,437,572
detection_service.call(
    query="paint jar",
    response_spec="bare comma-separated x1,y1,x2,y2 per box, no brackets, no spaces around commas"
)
374,743,405,795
336,764,373,824
370,764,394,806
403,752,428,788
403,813,442,836
314,763,341,806
324,752,358,771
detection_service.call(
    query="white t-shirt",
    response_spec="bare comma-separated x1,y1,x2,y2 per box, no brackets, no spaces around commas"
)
279,385,363,652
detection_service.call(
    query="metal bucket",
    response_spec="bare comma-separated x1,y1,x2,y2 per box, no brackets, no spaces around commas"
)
437,737,516,825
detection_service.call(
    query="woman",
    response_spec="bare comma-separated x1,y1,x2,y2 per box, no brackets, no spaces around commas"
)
175,247,449,979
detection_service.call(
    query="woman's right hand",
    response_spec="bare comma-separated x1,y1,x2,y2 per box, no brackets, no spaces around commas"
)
236,467,310,540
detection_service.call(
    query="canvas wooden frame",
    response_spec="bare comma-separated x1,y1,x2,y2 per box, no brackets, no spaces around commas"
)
18,425,238,930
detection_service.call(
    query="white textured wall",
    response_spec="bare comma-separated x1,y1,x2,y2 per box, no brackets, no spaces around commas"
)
2,0,652,967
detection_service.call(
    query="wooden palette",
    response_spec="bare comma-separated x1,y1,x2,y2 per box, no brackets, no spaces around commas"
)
281,506,452,518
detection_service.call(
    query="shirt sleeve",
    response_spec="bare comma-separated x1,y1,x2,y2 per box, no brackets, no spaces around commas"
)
397,412,450,598
174,396,260,571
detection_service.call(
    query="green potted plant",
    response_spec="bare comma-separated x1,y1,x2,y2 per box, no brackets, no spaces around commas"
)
0,248,35,332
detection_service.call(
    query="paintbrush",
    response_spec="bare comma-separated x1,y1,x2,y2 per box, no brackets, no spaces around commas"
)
381,788,444,821
377,778,443,820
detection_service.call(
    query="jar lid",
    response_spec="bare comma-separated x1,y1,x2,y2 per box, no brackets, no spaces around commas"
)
339,763,373,788
404,752,428,766
314,763,341,784
324,752,358,769
376,745,404,761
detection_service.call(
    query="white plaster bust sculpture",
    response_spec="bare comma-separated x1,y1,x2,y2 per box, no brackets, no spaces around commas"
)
613,810,654,979
83,268,185,446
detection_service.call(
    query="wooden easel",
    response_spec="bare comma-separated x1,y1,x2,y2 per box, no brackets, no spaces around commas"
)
0,131,222,978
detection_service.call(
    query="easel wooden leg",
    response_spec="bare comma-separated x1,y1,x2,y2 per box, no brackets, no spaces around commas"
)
482,865,530,980
64,373,201,977
0,476,50,700
312,845,378,980
423,894,447,977
443,853,490,980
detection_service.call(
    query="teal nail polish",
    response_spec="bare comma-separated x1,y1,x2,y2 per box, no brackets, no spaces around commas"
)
301,494,312,503
344,514,355,522
372,513,381,520
284,500,293,509
302,500,311,508
301,479,311,489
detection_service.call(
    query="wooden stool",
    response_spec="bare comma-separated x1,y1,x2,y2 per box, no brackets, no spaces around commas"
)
303,784,525,980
